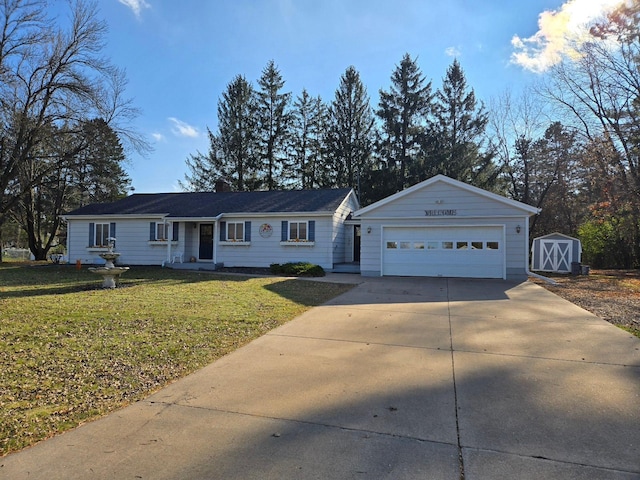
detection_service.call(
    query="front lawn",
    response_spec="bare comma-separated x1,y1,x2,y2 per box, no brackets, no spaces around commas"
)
0,264,354,456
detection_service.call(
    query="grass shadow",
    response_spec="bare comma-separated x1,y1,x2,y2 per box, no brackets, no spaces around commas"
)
262,278,355,307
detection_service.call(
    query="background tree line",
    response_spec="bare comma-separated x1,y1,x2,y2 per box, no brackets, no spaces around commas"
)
182,3,640,268
181,56,498,206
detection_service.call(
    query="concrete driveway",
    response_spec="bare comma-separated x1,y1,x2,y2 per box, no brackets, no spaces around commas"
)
2,277,639,479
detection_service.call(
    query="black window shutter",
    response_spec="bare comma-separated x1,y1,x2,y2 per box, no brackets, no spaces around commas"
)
281,221,288,241
244,221,251,241
308,220,315,241
219,221,226,241
172,222,179,241
150,222,156,241
89,223,95,246
110,222,116,239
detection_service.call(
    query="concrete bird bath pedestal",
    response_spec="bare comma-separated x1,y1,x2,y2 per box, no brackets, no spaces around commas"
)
88,238,130,288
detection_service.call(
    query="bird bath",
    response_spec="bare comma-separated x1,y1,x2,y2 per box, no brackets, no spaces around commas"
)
88,239,129,288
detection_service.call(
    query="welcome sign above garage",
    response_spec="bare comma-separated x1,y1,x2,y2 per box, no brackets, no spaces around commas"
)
424,209,457,216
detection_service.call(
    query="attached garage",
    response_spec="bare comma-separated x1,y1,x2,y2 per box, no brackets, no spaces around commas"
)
354,175,540,280
382,225,504,278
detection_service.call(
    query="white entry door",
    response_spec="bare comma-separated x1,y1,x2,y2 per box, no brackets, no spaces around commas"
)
382,226,505,278
539,240,572,272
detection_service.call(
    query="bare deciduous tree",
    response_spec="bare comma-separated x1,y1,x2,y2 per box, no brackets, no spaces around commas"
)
0,0,147,259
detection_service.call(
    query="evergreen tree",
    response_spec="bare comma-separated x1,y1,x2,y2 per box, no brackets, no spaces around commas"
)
179,129,223,192
326,66,375,191
376,53,433,192
290,89,328,189
256,61,292,190
216,75,260,191
428,60,498,189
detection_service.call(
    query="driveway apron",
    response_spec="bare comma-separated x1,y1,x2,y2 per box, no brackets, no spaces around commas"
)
1,277,639,480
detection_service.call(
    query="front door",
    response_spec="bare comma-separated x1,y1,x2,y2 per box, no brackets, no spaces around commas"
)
199,224,214,260
353,225,361,262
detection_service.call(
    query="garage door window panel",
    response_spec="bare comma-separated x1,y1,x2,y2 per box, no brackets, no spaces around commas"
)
487,241,499,250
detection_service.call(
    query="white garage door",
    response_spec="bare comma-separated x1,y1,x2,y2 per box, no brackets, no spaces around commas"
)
382,226,505,278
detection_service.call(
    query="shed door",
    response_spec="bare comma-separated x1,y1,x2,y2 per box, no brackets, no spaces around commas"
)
382,226,504,278
539,240,572,273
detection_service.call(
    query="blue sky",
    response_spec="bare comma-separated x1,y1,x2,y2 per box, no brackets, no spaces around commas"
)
88,0,622,193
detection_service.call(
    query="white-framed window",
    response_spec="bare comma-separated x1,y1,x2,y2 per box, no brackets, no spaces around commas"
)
280,220,314,245
156,223,169,241
289,221,308,241
149,221,179,242
227,222,244,241
95,223,110,247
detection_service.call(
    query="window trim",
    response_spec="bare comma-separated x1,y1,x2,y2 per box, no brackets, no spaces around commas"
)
279,220,315,245
94,222,110,247
288,221,308,242
226,222,245,242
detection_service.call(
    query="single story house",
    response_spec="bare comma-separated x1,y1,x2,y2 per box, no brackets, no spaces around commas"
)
64,188,359,271
64,175,540,280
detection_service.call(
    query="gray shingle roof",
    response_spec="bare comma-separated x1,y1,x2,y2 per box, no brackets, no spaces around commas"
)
65,189,354,218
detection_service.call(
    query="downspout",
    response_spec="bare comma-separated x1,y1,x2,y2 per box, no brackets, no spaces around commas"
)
213,213,224,266
167,220,172,265
524,215,557,285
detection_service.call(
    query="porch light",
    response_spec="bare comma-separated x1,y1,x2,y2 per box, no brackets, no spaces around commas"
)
516,225,521,234
367,226,372,234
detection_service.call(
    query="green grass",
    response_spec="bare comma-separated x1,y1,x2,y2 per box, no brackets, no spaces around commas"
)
0,263,354,455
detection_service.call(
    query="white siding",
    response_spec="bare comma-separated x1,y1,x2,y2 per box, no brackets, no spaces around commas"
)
215,215,335,269
67,218,181,266
366,182,529,218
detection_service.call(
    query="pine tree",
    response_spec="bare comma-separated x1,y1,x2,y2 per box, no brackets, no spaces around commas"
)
216,75,260,191
326,66,375,191
376,53,433,191
290,89,328,189
179,129,223,192
429,59,498,188
256,61,291,190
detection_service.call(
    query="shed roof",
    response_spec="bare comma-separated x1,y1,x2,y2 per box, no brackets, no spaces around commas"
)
533,232,580,241
65,188,355,218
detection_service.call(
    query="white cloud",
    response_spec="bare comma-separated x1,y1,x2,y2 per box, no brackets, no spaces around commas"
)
511,0,624,73
118,0,151,19
151,132,165,142
445,46,462,57
168,117,199,138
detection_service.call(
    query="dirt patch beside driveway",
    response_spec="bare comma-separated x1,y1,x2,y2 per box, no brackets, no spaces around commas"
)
530,269,640,336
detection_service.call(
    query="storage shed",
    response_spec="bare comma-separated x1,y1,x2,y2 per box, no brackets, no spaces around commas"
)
531,232,582,273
